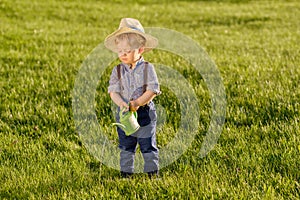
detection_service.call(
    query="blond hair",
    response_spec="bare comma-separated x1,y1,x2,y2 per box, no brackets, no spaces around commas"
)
115,33,146,49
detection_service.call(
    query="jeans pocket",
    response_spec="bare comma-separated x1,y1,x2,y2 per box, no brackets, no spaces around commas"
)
137,106,151,127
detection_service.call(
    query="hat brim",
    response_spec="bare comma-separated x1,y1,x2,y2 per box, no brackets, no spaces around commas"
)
104,27,158,53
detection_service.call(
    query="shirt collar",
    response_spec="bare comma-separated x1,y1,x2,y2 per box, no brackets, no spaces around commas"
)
136,56,144,67
122,56,144,70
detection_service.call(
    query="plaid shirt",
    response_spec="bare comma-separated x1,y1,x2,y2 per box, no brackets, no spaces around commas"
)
108,57,161,102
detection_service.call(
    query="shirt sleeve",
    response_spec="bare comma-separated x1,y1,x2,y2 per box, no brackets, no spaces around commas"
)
108,66,121,93
146,63,161,95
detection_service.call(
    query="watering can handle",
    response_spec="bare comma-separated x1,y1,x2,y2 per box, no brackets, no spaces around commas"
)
119,107,128,119
119,107,138,119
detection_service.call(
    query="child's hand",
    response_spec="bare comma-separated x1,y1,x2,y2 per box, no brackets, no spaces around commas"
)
129,100,139,112
119,102,129,111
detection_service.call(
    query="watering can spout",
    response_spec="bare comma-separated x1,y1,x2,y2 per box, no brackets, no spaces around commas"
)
111,123,126,129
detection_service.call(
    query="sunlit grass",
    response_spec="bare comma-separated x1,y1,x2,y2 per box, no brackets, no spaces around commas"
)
0,0,299,199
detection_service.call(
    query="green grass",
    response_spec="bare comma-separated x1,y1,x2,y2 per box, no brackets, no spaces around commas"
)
1,0,299,199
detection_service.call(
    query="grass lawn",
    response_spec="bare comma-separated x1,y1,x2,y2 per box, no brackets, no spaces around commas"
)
0,0,299,199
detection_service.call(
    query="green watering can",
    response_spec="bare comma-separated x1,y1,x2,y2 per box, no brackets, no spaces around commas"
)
112,108,140,136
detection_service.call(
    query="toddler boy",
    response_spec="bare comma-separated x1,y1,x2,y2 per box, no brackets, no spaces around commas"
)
105,18,160,178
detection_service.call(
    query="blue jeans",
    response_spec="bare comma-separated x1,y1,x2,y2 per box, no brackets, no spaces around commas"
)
117,102,159,173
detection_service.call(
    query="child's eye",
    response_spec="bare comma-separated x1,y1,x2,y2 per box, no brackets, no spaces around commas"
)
118,49,132,55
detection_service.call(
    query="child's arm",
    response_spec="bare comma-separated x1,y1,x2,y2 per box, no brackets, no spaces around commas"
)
110,92,129,110
129,90,156,111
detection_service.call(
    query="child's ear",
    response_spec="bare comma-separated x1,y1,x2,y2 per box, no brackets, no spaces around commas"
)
138,47,145,54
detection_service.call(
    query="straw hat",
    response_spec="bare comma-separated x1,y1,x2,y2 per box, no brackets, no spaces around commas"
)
104,18,158,53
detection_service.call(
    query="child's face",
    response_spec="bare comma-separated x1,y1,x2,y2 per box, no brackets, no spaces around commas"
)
117,40,143,65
